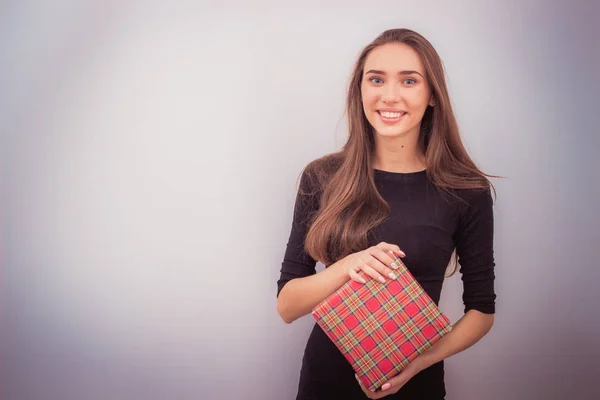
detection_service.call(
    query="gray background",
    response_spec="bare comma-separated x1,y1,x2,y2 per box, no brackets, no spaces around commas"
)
2,1,599,399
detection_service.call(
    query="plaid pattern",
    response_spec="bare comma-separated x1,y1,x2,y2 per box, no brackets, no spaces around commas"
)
311,256,452,392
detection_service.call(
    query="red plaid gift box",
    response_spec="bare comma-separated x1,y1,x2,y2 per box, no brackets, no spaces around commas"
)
311,256,452,392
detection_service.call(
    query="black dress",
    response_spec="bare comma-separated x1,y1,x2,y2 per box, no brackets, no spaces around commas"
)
277,167,496,400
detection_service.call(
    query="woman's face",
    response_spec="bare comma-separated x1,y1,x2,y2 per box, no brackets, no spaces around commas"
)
361,43,435,139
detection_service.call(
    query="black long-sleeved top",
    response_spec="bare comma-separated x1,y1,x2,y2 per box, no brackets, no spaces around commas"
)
277,167,496,399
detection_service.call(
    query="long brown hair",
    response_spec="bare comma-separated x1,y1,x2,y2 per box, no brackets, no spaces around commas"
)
300,28,497,275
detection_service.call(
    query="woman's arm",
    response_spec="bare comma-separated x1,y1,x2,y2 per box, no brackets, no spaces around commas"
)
278,166,345,324
414,309,494,372
278,242,405,324
418,186,497,363
277,259,349,324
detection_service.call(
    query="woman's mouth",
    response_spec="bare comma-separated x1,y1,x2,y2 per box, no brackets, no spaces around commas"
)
377,110,407,124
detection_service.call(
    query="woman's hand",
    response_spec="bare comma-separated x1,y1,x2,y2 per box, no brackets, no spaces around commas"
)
339,242,406,284
354,360,421,399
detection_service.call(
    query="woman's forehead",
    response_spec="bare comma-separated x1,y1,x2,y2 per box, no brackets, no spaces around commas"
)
364,43,425,74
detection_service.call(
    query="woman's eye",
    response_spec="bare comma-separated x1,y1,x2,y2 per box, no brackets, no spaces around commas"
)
368,77,416,85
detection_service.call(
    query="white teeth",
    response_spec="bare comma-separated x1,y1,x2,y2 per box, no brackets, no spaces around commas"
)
379,111,405,118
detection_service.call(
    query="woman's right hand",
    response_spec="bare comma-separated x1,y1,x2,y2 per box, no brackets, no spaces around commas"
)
340,242,406,284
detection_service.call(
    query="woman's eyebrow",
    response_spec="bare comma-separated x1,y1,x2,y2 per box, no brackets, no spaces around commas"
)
364,69,424,78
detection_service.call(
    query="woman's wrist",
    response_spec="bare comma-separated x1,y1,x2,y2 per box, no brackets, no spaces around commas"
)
329,256,351,281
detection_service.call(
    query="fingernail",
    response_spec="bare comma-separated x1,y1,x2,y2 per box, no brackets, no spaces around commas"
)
359,277,366,284
378,276,386,283
388,272,397,280
395,250,406,257
390,261,399,270
381,382,391,390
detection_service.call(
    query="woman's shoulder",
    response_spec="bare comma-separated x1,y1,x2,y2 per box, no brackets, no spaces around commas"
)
304,151,344,176
454,185,494,201
447,184,495,218
298,152,344,192
437,176,495,213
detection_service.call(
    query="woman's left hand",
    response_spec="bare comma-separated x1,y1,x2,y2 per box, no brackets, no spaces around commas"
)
354,361,421,399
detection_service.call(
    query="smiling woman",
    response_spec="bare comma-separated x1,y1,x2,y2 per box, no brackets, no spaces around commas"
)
276,28,497,400
362,48,434,142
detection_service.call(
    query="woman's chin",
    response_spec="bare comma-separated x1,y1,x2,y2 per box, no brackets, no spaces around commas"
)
374,127,410,138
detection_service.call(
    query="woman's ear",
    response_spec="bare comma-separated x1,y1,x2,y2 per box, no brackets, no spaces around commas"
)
429,96,436,107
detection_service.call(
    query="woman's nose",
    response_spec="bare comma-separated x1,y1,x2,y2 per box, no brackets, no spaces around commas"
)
381,83,401,103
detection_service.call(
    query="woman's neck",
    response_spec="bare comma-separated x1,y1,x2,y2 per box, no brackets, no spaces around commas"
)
372,134,426,173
